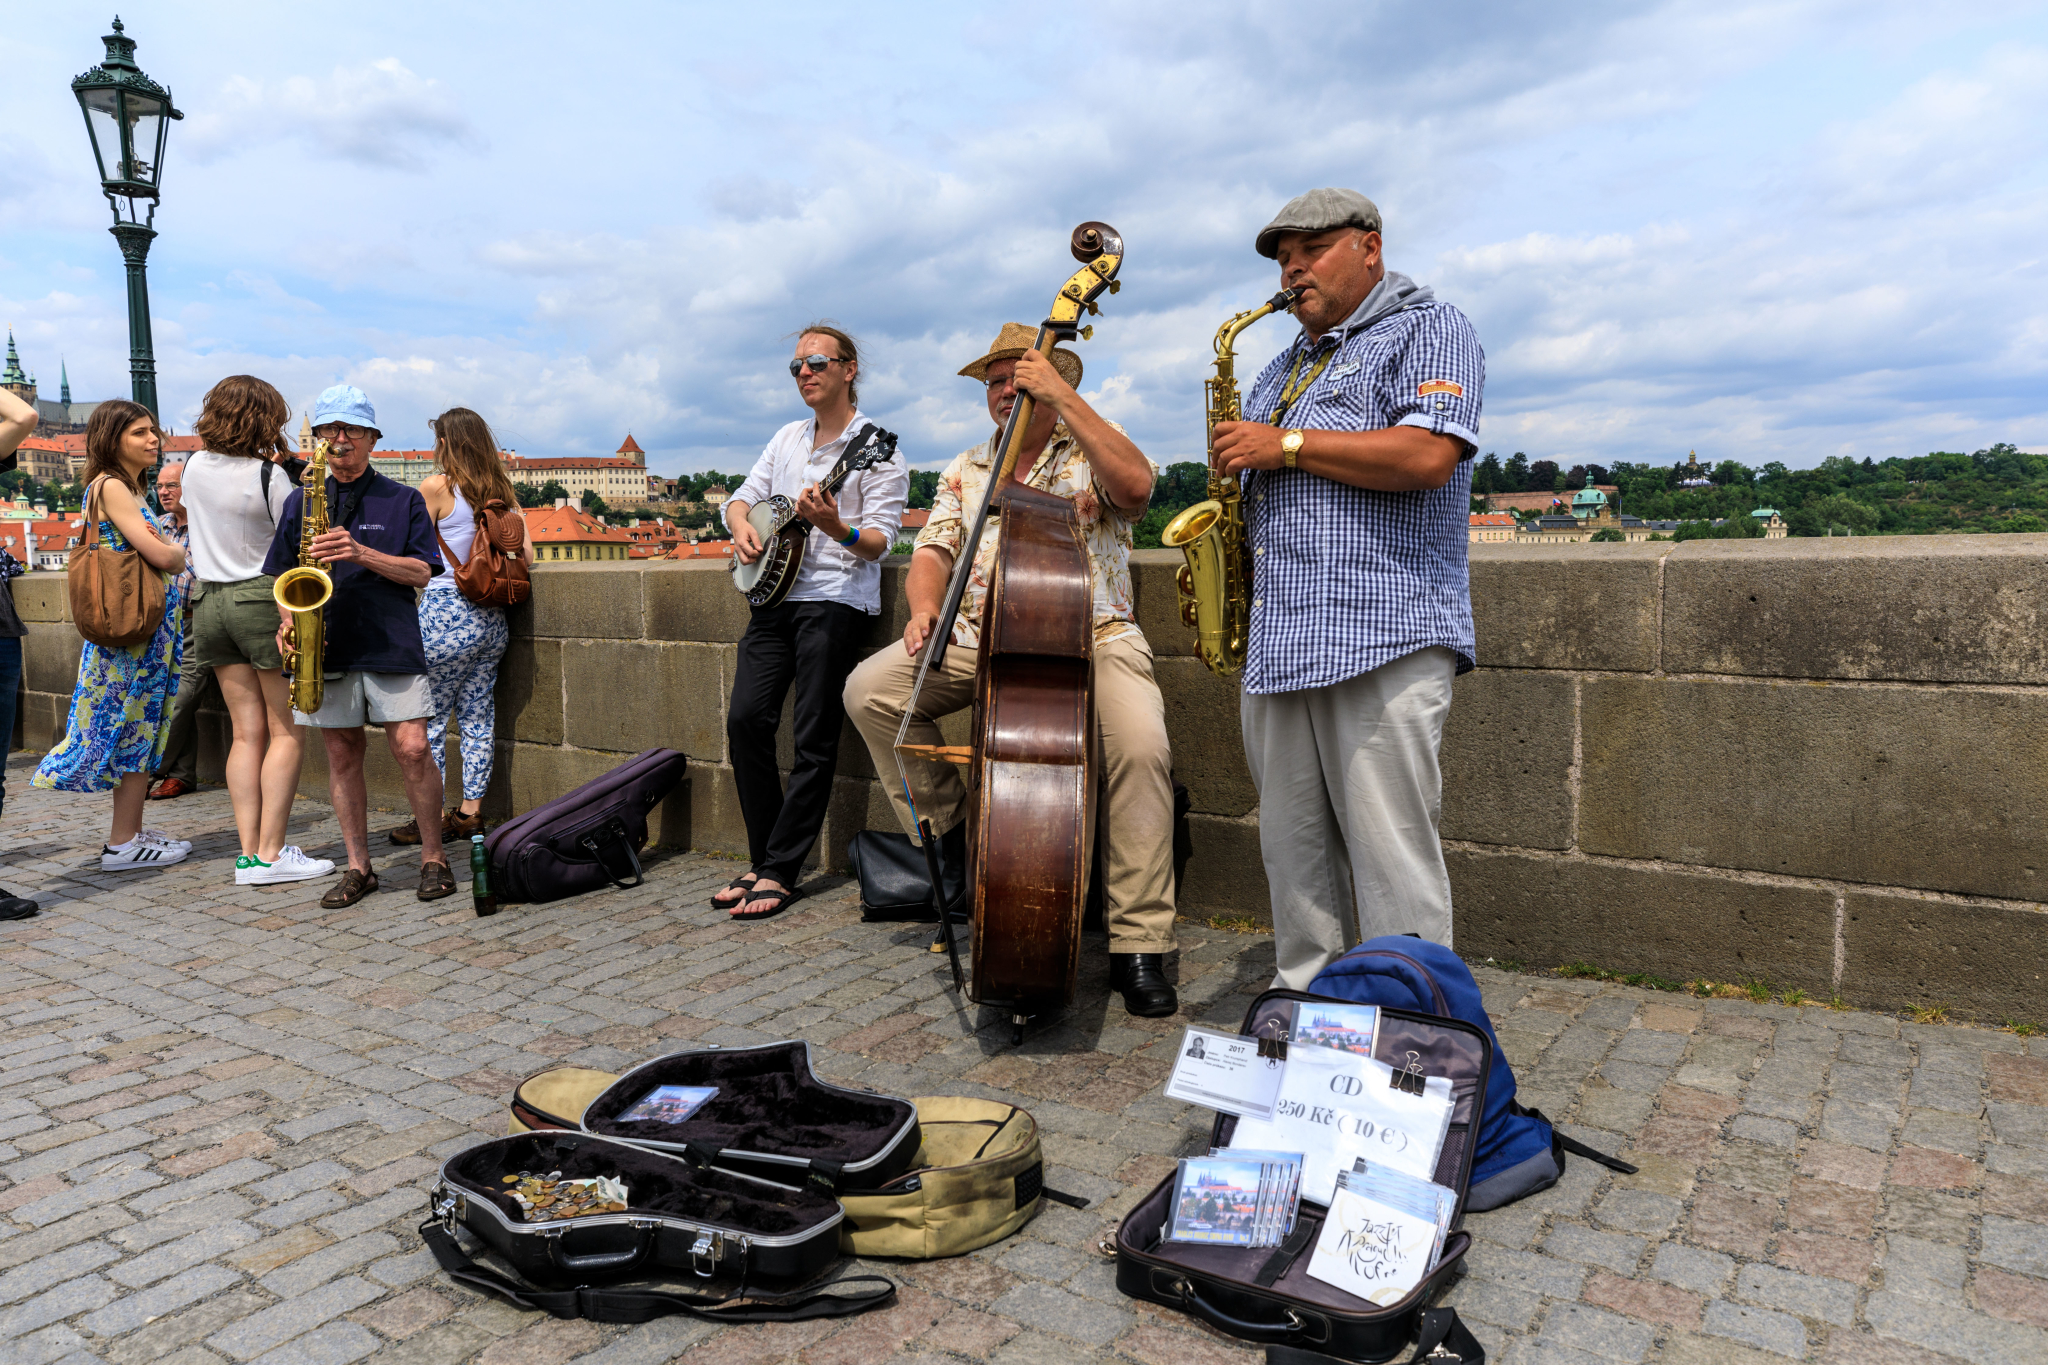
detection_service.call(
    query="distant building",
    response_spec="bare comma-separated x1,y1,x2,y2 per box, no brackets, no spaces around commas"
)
1751,507,1788,538
526,500,636,563
1485,487,1616,514
503,435,650,505
1675,449,1714,489
366,452,442,488
1469,512,1517,542
2,332,103,434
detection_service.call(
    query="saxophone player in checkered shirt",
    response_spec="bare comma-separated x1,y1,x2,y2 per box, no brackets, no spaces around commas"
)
1210,188,1486,991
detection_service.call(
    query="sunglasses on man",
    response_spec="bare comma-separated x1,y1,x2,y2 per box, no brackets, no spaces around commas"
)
312,424,372,440
787,353,843,377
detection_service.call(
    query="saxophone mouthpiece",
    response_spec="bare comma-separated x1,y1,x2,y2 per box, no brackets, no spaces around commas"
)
1272,287,1304,314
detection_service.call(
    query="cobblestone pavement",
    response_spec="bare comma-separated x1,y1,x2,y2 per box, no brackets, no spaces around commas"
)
4,758,2048,1365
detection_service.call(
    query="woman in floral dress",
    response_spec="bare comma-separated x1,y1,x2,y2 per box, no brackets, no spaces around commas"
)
33,400,195,870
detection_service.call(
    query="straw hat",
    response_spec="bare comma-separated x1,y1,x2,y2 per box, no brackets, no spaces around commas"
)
958,322,1083,389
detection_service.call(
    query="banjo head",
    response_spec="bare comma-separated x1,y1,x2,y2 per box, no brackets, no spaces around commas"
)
729,499,793,594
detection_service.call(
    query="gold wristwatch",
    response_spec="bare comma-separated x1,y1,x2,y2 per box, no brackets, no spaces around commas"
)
1281,429,1305,468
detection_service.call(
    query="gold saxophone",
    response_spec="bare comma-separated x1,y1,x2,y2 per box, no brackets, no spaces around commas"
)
1161,287,1300,677
273,440,334,713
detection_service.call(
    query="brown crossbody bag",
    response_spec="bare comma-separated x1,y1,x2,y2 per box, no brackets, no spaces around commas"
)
68,476,167,648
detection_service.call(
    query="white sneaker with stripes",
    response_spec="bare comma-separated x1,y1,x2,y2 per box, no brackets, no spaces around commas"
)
101,838,190,870
137,828,194,852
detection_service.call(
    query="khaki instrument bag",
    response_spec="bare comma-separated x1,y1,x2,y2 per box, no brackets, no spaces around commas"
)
508,1069,1081,1259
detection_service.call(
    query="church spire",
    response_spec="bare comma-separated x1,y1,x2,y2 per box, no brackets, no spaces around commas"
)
1,330,23,386
60,359,71,406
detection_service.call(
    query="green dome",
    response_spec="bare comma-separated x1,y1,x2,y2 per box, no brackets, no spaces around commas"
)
1571,471,1608,513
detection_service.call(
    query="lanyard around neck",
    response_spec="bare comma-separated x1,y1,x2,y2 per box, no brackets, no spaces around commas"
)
1269,344,1337,427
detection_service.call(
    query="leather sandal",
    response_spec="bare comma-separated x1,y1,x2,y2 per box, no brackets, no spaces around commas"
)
417,861,457,901
388,818,422,846
711,874,759,908
731,886,802,920
321,868,380,909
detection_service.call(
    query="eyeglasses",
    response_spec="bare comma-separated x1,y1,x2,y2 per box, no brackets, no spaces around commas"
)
787,354,841,377
984,374,1017,392
313,424,371,440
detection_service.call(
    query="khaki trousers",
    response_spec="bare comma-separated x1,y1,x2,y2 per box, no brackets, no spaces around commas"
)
1240,646,1457,991
844,631,1178,952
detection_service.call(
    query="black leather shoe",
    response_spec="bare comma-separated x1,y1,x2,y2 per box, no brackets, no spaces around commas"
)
1110,952,1178,1018
0,895,38,921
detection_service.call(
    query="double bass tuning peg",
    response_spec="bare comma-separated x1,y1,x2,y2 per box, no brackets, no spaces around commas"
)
1078,326,1094,341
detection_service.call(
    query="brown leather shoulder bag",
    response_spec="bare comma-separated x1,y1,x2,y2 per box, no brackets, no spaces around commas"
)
437,497,532,608
68,476,167,648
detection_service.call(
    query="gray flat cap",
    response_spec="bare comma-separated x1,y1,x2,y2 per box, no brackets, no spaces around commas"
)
1255,188,1382,258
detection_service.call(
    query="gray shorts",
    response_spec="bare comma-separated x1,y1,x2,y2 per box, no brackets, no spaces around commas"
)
293,670,434,728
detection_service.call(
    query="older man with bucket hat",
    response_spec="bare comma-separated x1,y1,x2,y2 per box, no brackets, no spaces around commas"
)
843,324,1182,1019
263,384,453,908
1209,187,1486,990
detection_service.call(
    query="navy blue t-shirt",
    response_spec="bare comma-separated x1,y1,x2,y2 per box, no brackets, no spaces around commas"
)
262,468,442,675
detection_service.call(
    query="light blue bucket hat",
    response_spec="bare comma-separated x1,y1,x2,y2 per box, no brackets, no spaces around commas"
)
312,384,379,435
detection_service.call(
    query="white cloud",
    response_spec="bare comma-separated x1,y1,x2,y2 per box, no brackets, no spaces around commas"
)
183,59,479,171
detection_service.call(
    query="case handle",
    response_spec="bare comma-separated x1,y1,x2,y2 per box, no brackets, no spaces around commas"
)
545,1225,656,1275
1172,1277,1328,1344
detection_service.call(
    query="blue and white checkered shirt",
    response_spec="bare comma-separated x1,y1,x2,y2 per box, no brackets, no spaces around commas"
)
1240,291,1484,694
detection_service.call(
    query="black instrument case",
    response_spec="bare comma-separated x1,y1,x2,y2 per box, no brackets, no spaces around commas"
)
432,1130,844,1288
575,1041,920,1193
1115,989,1493,1363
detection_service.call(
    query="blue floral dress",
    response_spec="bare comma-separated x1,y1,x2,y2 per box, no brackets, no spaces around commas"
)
33,505,186,793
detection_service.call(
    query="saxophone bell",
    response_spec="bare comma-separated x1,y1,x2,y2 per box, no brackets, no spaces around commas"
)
274,440,335,714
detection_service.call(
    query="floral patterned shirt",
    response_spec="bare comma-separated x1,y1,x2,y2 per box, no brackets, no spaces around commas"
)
914,421,1156,650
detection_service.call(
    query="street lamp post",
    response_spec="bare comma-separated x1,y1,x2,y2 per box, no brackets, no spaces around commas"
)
71,16,181,421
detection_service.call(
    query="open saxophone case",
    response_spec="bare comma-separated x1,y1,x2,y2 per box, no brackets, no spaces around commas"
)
423,1042,915,1325
1113,989,1491,1364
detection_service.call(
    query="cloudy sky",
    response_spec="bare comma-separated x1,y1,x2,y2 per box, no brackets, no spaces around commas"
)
3,1,2044,474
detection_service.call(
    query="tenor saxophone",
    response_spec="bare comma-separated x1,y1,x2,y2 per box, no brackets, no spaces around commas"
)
272,440,334,713
1161,287,1300,677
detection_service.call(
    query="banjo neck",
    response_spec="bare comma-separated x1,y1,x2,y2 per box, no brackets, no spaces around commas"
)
773,422,875,537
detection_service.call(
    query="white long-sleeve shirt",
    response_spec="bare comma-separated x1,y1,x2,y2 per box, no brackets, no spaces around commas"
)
727,409,908,614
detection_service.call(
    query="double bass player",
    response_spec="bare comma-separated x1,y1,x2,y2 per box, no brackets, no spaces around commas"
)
844,323,1181,1019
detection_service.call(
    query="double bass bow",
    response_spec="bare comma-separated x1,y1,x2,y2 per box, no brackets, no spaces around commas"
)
894,222,1126,1042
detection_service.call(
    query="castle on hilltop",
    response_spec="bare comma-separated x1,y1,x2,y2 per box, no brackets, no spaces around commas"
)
1,331,101,435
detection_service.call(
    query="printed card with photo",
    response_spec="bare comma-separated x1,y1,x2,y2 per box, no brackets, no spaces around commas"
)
1289,1002,1379,1058
1166,1157,1268,1246
616,1084,720,1124
1164,1026,1286,1121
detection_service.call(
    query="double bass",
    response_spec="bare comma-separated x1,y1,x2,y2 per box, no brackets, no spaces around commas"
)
894,222,1125,1042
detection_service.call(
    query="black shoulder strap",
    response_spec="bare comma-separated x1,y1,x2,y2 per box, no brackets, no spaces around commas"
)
419,1221,894,1327
1268,1307,1485,1364
1518,1105,1639,1174
260,459,274,523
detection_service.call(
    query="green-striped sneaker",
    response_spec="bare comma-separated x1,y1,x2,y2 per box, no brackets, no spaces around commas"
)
235,854,269,886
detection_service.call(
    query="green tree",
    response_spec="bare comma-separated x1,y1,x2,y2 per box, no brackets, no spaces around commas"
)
907,469,941,509
1156,461,1209,509
1502,452,1529,492
1527,460,1559,493
581,489,612,520
1589,526,1625,542
1473,451,1502,494
513,482,546,508
1806,493,1878,535
536,480,571,505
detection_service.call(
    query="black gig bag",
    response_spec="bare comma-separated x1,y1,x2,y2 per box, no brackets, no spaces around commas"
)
579,1042,921,1194
485,747,687,903
1114,989,1492,1364
425,1130,895,1326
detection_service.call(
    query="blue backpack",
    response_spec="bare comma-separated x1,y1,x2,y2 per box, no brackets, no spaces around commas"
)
1309,935,1635,1211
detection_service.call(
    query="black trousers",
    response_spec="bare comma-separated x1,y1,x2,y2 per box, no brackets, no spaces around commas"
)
726,599,869,884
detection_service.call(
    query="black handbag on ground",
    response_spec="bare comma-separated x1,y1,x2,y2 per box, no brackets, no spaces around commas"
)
1114,988,1492,1364
847,827,965,922
425,1130,896,1326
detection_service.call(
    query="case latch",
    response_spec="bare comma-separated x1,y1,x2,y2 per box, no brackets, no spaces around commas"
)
689,1229,723,1277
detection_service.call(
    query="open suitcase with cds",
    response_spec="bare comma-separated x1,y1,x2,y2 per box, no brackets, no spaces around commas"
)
1114,989,1492,1364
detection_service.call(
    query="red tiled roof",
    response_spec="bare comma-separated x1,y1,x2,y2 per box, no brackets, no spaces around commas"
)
666,540,735,561
504,456,643,472
900,508,930,529
1469,513,1516,527
616,434,644,456
524,506,632,544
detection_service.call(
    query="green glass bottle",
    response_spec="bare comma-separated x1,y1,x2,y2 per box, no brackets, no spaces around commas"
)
470,834,498,918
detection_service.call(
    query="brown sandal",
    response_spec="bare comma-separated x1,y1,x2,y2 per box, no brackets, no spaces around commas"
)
321,868,379,908
417,861,457,901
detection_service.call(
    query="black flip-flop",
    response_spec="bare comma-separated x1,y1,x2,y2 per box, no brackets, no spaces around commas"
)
730,886,802,921
709,874,759,909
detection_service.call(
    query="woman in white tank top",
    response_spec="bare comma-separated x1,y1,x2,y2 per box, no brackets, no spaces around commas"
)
394,407,533,846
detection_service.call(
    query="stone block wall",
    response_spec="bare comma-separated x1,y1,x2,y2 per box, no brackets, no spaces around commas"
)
12,536,2048,1021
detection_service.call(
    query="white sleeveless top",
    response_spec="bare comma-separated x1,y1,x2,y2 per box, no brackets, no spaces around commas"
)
425,485,475,593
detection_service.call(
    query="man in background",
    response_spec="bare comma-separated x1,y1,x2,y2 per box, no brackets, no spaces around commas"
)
148,458,216,800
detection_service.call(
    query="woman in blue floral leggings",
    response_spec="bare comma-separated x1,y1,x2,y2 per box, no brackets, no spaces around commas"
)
389,408,532,845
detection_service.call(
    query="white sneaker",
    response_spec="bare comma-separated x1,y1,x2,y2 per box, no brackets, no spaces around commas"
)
102,839,189,870
137,828,194,851
241,846,335,885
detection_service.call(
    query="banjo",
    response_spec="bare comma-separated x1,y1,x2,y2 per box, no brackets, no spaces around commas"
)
729,422,899,608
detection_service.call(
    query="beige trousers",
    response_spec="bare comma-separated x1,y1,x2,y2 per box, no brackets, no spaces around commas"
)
1240,646,1458,991
844,631,1178,952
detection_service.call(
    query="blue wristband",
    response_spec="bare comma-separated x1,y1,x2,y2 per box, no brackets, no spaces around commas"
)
839,526,861,548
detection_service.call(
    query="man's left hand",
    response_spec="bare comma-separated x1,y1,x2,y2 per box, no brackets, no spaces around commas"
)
796,483,847,540
1012,348,1075,410
309,527,366,566
1212,421,1288,477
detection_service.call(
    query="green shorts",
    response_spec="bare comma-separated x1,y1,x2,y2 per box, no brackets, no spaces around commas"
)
191,575,284,671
